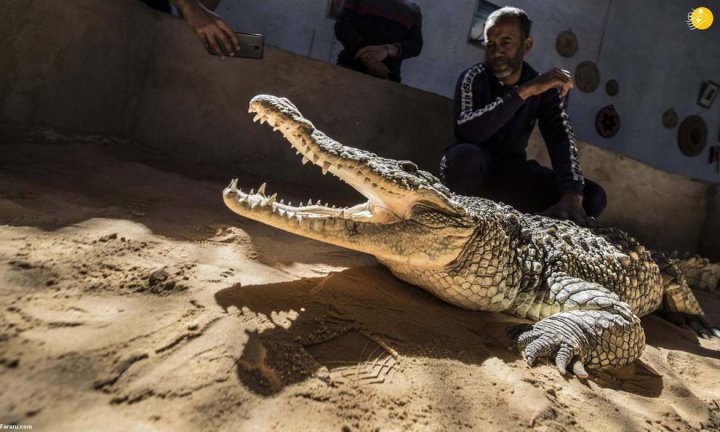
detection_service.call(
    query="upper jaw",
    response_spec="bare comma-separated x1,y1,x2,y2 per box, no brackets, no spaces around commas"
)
248,95,423,223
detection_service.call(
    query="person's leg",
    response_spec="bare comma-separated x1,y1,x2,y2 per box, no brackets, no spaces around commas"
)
581,179,607,218
439,144,494,196
493,160,607,217
440,148,608,217
488,159,559,213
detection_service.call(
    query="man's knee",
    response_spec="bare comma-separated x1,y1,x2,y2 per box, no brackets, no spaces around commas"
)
439,144,492,195
583,180,607,218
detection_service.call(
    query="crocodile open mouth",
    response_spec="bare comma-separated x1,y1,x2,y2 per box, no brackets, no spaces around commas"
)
223,95,424,225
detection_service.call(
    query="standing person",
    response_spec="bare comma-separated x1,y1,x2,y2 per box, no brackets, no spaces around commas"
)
141,0,240,58
439,6,606,226
334,0,423,83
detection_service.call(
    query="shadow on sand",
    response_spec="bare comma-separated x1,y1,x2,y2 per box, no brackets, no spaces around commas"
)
208,266,713,399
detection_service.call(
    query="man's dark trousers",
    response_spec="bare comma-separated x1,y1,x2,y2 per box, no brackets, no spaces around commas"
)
440,143,607,217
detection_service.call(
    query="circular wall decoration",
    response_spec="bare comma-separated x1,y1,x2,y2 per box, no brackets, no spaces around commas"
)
556,30,578,57
575,61,600,93
605,79,619,96
595,105,620,138
661,108,678,129
677,115,707,157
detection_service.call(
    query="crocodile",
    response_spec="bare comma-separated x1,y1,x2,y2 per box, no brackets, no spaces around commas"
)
223,95,719,378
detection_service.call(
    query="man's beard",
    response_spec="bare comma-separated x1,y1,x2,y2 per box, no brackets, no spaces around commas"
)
487,48,524,79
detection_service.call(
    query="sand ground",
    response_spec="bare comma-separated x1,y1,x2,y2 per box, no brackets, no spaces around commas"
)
1,128,719,431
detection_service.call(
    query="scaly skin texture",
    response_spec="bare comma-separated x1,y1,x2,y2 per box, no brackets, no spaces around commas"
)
223,95,720,378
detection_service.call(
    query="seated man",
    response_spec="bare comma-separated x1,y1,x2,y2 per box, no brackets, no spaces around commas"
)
141,0,240,58
334,0,423,83
440,6,606,226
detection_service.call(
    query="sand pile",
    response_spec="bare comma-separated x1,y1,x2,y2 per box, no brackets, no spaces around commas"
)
1,130,719,431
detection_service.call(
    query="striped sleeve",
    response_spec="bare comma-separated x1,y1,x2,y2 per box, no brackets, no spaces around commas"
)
454,64,526,144
538,89,585,194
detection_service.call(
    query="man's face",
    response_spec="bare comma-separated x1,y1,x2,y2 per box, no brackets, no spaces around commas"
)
484,18,528,80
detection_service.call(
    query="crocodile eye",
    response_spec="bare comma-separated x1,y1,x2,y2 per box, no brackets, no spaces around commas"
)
400,161,418,173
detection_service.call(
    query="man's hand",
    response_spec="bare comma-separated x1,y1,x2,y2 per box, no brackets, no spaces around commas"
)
364,61,390,79
541,193,595,227
355,44,399,64
174,0,240,58
518,68,574,100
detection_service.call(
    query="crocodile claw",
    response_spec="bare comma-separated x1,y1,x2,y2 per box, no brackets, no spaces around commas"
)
514,325,589,379
659,312,720,339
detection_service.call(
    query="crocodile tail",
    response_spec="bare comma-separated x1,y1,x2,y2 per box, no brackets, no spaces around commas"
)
667,252,720,293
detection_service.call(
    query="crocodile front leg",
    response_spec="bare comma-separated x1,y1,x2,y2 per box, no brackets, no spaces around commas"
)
512,273,645,377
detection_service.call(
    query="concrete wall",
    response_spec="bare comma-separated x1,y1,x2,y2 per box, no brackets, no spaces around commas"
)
0,0,156,135
133,16,453,185
0,0,717,258
220,0,720,183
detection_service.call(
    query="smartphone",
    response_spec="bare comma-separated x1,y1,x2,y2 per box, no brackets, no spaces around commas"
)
207,32,264,59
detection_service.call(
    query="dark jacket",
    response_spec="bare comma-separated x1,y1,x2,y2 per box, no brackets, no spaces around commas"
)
141,0,171,13
454,61,584,194
335,0,423,82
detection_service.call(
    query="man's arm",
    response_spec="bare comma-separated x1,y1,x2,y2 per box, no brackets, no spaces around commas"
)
354,22,422,66
537,88,584,195
453,65,526,144
537,88,593,225
353,4,422,66
171,0,240,57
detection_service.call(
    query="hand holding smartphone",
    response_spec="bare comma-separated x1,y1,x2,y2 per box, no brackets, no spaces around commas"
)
207,32,264,59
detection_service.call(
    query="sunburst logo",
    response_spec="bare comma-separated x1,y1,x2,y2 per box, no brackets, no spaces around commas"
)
687,6,714,30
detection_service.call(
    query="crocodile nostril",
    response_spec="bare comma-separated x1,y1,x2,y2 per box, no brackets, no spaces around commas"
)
400,161,418,173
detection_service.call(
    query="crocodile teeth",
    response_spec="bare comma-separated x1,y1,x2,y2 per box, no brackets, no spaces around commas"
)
302,156,309,165
249,188,255,195
253,114,261,123
322,162,331,175
338,210,346,218
267,193,277,206
229,178,238,191
257,182,267,195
